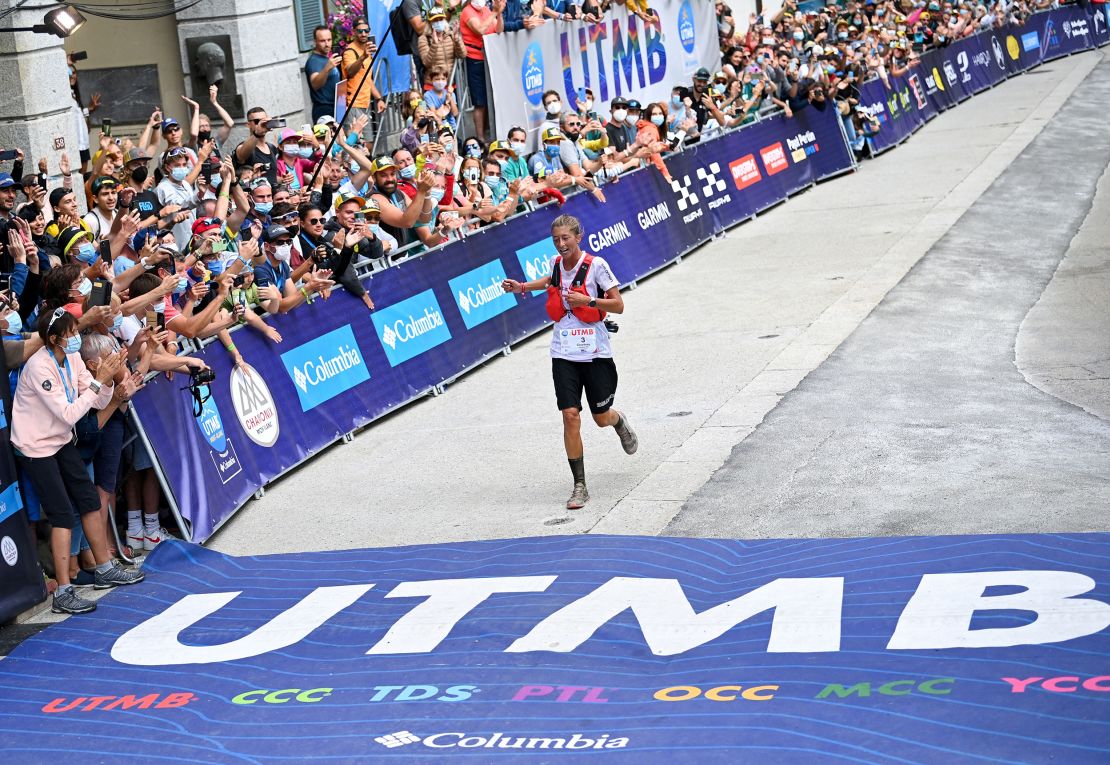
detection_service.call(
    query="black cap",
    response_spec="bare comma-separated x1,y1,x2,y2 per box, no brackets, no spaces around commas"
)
263,225,292,243
626,99,642,111
694,67,711,80
611,96,629,108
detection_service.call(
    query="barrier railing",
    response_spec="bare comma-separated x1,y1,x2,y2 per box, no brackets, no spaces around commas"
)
129,4,1108,543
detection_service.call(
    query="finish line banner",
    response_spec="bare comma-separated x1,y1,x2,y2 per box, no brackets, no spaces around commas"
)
858,5,1110,154
131,104,852,543
485,0,720,146
1,533,1108,762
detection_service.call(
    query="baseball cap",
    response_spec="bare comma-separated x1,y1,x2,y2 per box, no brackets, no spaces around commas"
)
626,99,642,111
361,198,382,216
487,139,517,158
610,95,629,108
428,6,446,20
123,147,151,165
58,226,92,257
694,67,711,80
278,128,300,144
541,127,565,143
90,176,118,195
316,115,337,127
0,173,16,190
369,156,397,174
334,191,366,210
191,216,223,238
161,118,180,132
262,224,293,243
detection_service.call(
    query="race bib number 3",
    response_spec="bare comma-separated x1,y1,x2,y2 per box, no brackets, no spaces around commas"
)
558,327,598,355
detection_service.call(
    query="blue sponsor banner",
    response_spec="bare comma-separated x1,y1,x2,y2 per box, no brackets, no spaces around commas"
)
371,288,454,366
448,260,518,330
0,479,23,525
280,324,371,410
514,238,557,295
0,532,1107,761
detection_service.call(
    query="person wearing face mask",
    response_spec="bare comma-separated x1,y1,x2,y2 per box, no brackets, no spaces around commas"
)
156,145,212,245
252,224,335,314
301,198,380,309
489,135,537,203
275,129,319,192
604,96,637,155
423,66,460,132
541,89,564,133
391,148,420,200
529,127,573,189
11,308,145,615
120,148,158,223
418,7,466,98
460,0,505,142
576,87,596,121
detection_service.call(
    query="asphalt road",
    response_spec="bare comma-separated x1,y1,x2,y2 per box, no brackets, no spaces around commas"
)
668,55,1110,539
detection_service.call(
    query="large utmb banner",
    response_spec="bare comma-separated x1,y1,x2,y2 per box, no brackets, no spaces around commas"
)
858,5,1109,154
485,0,720,146
131,104,853,543
1,533,1108,762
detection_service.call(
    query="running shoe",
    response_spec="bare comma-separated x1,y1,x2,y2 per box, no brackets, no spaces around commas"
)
126,529,145,553
52,587,97,614
144,526,175,551
94,560,146,590
615,411,638,455
567,482,590,510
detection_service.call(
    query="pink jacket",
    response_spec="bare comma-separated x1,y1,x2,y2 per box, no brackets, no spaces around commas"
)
11,346,112,458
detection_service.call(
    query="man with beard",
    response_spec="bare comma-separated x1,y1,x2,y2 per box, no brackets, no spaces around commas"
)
367,156,436,249
298,197,379,312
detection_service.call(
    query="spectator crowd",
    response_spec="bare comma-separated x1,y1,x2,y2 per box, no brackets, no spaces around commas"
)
0,0,1061,615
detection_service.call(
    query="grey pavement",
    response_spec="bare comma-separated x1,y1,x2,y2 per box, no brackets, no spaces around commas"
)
208,50,1107,556
668,54,1110,540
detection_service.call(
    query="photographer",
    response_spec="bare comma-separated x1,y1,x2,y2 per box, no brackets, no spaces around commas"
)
303,199,379,311
11,309,145,615
252,224,335,314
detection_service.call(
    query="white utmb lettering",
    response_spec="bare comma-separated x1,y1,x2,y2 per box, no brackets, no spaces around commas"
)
637,202,671,230
299,345,362,387
391,307,443,343
458,277,505,314
786,131,817,152
587,221,631,252
108,571,1110,666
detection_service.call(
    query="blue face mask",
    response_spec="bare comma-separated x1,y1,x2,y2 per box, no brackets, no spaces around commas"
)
914,33,924,43
399,164,417,179
64,334,82,355
466,145,482,158
111,313,123,331
174,277,188,295
170,166,188,182
208,259,225,276
544,145,560,158
254,201,273,215
3,311,22,336
428,187,445,202
77,278,92,297
671,95,682,107
76,243,99,265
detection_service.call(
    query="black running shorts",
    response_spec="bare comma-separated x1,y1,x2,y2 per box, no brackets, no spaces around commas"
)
552,357,618,414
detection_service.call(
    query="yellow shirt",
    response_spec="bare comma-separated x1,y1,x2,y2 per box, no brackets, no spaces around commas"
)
341,41,376,109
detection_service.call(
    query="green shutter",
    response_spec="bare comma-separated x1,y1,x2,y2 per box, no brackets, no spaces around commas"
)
294,0,326,53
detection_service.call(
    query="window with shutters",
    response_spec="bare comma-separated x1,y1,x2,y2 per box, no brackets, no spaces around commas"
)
293,0,327,52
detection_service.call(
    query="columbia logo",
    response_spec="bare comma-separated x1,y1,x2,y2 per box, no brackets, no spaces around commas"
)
374,731,421,748
525,260,539,281
292,367,308,393
457,291,471,313
381,325,398,349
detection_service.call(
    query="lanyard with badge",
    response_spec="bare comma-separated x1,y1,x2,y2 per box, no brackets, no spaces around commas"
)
56,355,80,444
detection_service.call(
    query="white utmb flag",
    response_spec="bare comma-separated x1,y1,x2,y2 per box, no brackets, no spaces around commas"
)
485,0,719,149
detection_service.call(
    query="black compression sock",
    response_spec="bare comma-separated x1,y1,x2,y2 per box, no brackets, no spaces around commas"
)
569,457,585,485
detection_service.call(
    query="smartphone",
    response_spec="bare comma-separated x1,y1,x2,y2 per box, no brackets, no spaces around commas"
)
88,277,112,308
0,274,11,293
102,118,112,136
155,311,166,331
264,118,287,130
233,273,246,289
354,212,366,222
0,149,17,161
98,239,112,265
587,111,598,120
367,34,376,47
37,172,47,190
70,50,88,61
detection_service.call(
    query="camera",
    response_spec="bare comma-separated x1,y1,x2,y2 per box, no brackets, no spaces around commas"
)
190,367,216,386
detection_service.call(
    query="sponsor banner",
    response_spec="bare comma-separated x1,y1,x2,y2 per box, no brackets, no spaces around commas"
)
858,6,1108,155
130,104,853,542
0,343,45,622
0,532,1107,761
485,0,720,148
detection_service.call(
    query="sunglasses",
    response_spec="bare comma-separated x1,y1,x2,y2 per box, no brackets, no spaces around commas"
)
305,217,324,224
48,306,67,330
165,125,181,132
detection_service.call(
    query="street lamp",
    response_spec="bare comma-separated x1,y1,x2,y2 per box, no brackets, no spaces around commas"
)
5,5,87,38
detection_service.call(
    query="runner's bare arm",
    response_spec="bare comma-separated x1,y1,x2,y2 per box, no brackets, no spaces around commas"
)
501,275,552,293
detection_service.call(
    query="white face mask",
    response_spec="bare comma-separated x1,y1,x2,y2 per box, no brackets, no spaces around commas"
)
581,99,593,112
626,113,639,126
273,243,292,262
612,108,627,123
545,101,562,116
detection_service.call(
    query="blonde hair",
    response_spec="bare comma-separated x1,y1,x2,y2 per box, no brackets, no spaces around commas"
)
550,214,582,237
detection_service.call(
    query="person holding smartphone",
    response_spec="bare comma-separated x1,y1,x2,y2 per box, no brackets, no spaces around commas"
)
11,308,145,615
342,19,387,142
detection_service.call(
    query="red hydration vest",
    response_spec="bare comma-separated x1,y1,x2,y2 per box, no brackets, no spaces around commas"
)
546,255,606,324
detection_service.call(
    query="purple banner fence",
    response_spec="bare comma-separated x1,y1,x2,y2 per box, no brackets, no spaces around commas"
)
859,5,1109,155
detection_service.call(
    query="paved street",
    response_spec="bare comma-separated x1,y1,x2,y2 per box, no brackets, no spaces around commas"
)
209,50,1110,555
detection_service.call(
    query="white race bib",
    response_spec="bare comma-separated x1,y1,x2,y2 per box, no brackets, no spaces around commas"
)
556,326,598,356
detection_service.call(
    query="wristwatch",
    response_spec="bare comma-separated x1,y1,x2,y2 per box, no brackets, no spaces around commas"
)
588,298,597,308
89,379,102,394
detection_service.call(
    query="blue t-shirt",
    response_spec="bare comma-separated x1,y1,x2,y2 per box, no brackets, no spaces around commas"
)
305,52,339,108
253,260,291,293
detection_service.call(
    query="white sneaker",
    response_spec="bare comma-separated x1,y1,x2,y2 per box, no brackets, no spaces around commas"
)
144,527,175,551
126,530,145,553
